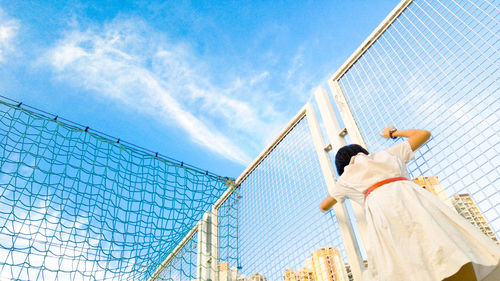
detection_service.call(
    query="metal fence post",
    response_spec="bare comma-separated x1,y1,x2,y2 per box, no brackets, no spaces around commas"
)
314,87,369,251
305,102,364,280
198,212,218,281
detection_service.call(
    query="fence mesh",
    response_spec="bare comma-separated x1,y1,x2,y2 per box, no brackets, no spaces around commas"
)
0,99,228,280
336,0,499,237
217,188,240,270
155,232,198,281
217,116,350,281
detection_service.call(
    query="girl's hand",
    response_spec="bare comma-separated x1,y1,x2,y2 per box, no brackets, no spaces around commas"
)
380,126,431,151
380,126,395,138
320,195,337,212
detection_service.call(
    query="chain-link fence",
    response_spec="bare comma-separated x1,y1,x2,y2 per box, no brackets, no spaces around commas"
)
215,111,353,281
330,0,499,243
153,230,199,281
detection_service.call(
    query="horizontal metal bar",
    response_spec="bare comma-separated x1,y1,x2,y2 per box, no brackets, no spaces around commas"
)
235,105,308,186
330,0,413,81
212,105,308,210
148,224,199,281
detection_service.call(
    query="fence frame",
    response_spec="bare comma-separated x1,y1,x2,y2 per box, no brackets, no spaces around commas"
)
329,0,413,82
147,224,200,281
326,0,414,259
211,103,364,280
327,0,414,152
148,211,219,281
197,211,219,281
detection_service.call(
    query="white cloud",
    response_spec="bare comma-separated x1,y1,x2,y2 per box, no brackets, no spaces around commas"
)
42,19,294,165
287,47,304,80
0,201,136,280
0,9,19,62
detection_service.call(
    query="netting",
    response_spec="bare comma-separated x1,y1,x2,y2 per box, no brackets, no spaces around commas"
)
0,99,229,280
217,116,350,280
217,188,239,269
336,0,499,237
155,231,198,281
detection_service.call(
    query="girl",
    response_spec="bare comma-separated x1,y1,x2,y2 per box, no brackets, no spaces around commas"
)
320,126,500,281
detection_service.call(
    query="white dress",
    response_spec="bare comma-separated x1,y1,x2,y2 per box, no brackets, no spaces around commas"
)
328,141,500,281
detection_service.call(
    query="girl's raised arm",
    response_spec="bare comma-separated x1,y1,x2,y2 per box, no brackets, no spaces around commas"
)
380,126,431,151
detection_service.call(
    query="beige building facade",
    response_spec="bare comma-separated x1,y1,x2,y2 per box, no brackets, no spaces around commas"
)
248,273,267,281
412,176,499,244
451,194,499,244
283,247,349,281
219,262,250,281
311,247,349,281
412,176,453,208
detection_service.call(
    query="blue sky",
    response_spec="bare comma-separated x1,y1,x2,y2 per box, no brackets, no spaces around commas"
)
0,0,400,178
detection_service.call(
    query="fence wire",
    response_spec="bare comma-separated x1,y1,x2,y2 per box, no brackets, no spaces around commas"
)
217,117,350,281
0,99,228,280
337,0,499,236
218,188,240,270
155,232,198,281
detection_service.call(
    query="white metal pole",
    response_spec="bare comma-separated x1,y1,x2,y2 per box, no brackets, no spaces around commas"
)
211,210,219,281
197,216,205,281
327,81,367,149
197,212,218,281
314,87,346,152
314,87,369,252
305,102,364,280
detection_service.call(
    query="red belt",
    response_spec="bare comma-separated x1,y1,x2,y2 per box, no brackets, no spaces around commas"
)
364,177,408,202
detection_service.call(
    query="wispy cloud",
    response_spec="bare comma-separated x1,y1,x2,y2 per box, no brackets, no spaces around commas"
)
42,18,293,165
0,200,135,280
287,46,305,80
0,9,19,62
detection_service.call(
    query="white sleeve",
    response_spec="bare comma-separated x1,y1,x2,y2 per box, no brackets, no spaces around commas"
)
384,140,415,163
328,180,346,203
